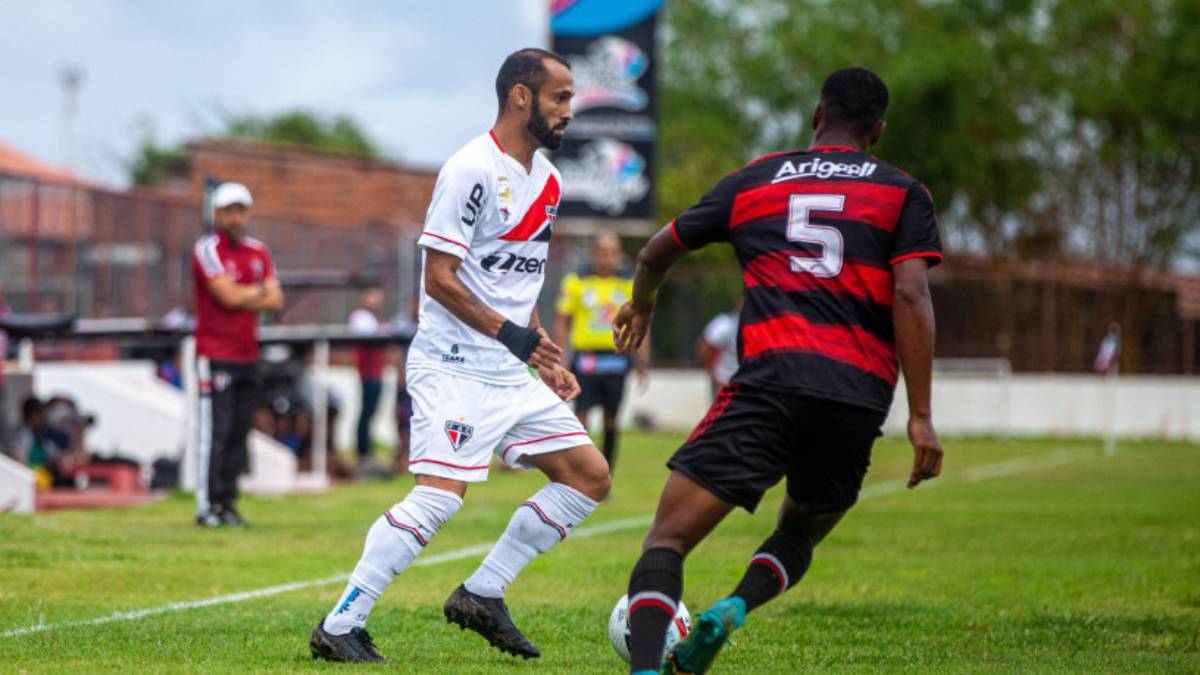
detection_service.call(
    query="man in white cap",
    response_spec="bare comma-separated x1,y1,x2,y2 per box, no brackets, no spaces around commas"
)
192,182,283,527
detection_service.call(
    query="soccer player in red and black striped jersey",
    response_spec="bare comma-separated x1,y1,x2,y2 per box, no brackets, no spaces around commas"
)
613,68,945,674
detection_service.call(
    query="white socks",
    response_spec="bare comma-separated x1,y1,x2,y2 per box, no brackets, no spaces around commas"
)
323,486,463,635
323,483,597,635
463,482,598,599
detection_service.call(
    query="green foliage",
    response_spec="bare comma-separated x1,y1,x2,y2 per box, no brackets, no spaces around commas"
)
1,435,1197,671
128,110,380,186
224,110,381,158
657,0,1200,269
128,136,189,187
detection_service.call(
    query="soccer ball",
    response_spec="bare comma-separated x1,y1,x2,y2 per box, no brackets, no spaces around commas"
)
608,593,692,663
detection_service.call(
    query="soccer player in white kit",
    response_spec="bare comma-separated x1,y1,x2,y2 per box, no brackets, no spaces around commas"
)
311,48,611,664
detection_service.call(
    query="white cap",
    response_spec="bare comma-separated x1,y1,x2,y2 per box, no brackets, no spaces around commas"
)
212,182,253,209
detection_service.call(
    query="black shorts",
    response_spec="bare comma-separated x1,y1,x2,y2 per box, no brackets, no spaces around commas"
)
573,352,629,417
668,385,886,514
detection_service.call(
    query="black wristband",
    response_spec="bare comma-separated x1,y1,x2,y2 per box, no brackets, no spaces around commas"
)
496,319,542,362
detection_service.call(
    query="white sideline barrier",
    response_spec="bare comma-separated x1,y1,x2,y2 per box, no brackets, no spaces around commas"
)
885,373,1200,440
31,361,296,495
0,453,36,513
540,368,1198,440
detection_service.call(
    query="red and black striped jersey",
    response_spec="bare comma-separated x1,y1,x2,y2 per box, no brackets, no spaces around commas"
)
670,145,942,412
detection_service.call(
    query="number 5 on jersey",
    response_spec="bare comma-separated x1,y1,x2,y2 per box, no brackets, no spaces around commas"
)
787,194,845,278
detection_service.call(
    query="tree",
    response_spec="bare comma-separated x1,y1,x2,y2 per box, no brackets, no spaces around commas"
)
128,110,381,186
223,110,381,158
656,0,1200,270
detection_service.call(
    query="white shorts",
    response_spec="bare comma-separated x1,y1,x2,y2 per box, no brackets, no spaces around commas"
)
406,368,592,482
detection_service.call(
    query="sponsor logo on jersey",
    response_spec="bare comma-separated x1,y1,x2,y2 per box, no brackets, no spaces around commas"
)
461,183,485,226
772,158,878,183
567,36,650,113
444,420,474,451
481,252,548,275
441,343,465,364
558,139,648,215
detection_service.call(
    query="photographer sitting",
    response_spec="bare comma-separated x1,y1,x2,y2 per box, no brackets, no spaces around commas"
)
12,397,87,490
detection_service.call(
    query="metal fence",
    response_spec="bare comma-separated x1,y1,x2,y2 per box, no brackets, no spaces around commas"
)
0,173,416,325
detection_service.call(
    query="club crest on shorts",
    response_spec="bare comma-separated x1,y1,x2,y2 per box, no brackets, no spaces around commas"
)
444,420,474,451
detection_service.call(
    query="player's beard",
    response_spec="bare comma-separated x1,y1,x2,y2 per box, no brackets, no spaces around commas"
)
527,96,565,151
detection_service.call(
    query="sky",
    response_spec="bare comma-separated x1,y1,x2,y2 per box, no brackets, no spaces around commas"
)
0,0,548,184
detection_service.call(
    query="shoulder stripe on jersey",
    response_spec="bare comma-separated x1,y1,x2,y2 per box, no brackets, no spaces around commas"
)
194,235,224,276
420,231,470,251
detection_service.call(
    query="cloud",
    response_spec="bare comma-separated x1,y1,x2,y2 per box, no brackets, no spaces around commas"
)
0,0,548,183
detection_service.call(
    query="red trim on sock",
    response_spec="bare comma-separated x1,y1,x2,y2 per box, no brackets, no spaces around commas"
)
384,511,428,546
630,597,675,615
751,554,787,596
521,500,568,540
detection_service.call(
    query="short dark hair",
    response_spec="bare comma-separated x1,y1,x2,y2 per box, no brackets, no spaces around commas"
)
820,67,890,136
495,48,570,112
22,396,43,422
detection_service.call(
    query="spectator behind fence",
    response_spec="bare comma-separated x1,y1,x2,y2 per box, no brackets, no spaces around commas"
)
347,284,388,478
192,182,283,528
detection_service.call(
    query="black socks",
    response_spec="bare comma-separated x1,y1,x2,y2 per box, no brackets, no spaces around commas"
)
602,426,617,471
731,529,813,612
627,547,683,672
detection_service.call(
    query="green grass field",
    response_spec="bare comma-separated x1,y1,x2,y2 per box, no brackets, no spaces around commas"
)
1,433,1198,673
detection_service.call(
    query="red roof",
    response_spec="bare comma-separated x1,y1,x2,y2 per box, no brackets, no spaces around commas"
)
0,142,93,186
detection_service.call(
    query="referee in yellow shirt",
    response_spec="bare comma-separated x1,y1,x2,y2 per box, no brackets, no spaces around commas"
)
555,230,649,473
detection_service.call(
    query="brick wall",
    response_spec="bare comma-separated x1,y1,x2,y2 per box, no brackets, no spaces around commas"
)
172,139,437,232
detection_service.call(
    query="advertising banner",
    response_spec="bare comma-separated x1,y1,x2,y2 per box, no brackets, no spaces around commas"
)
551,0,662,219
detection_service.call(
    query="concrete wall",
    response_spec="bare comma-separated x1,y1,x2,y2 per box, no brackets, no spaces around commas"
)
325,367,1200,443
884,373,1200,440
0,453,35,513
17,364,1195,479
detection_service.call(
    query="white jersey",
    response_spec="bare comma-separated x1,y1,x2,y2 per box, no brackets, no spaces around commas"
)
703,312,740,385
408,131,562,385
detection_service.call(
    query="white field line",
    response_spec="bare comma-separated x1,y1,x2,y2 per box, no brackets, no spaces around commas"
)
1,451,1089,639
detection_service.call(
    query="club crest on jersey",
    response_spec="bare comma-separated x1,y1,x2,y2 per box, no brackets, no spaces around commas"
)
444,420,474,451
